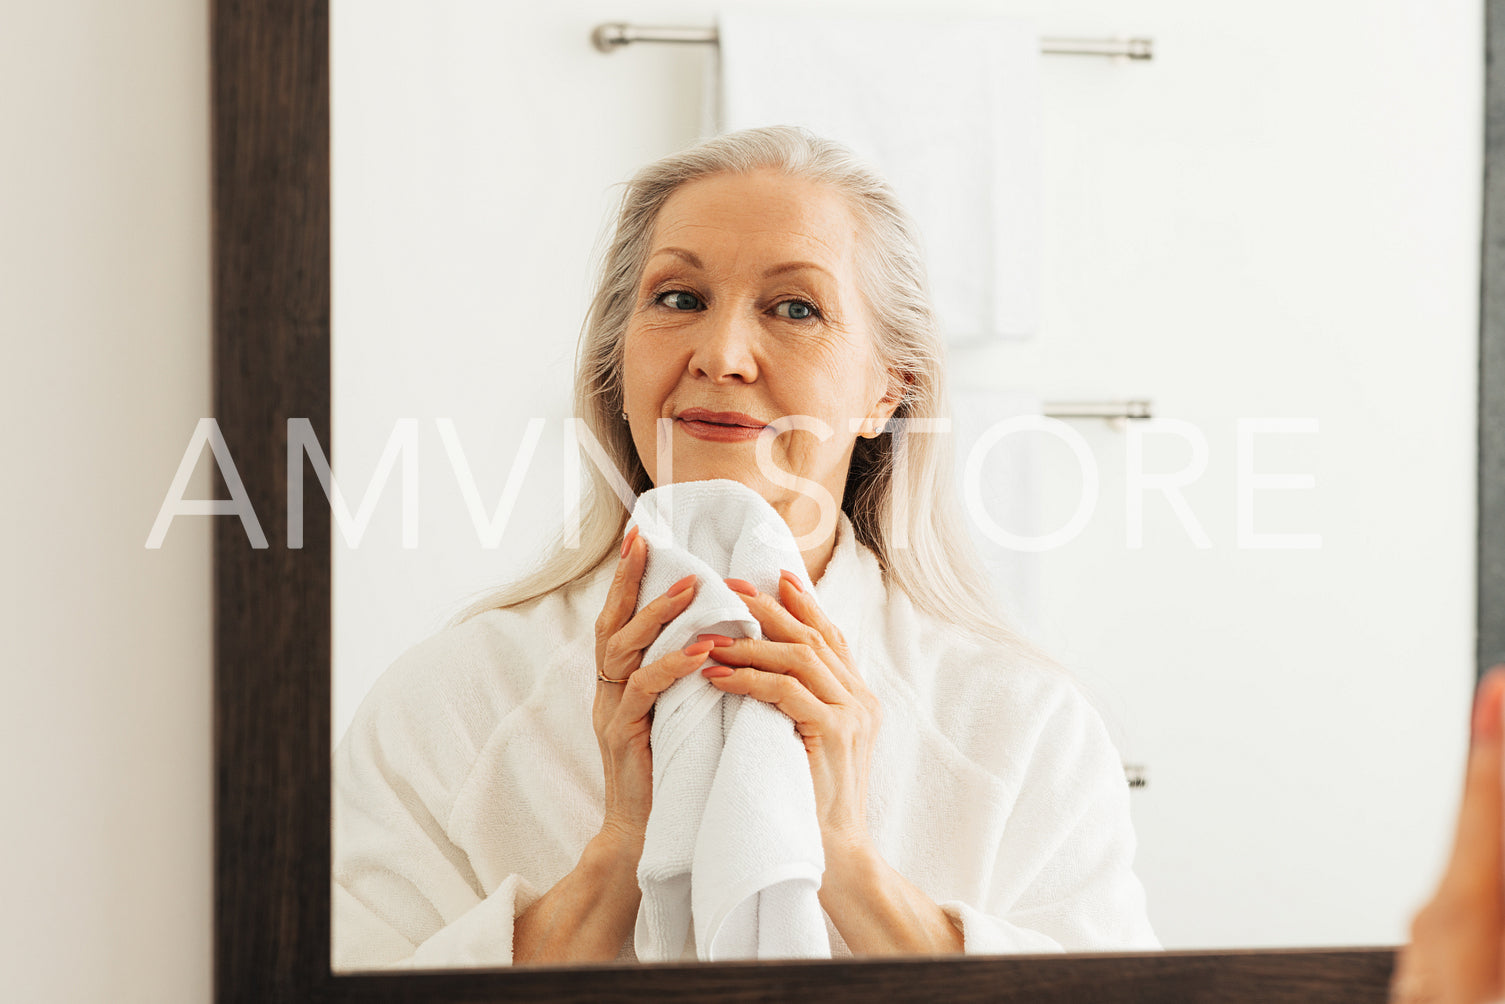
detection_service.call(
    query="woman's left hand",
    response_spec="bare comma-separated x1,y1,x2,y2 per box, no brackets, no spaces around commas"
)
698,570,881,857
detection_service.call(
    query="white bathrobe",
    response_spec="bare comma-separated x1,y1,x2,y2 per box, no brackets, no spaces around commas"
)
332,514,1159,970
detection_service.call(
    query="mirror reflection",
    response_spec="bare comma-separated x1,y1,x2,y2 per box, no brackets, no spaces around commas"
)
329,0,1480,968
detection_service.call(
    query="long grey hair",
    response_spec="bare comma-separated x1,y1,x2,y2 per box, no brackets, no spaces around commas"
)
451,125,1054,665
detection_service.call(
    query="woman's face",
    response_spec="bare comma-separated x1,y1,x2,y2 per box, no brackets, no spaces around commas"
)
621,169,901,532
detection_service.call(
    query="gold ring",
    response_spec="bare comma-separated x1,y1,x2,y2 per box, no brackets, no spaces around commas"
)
596,666,629,684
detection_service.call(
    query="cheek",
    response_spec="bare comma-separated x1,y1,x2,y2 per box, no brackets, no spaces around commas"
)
622,329,681,405
620,331,654,405
773,376,865,465
782,344,872,425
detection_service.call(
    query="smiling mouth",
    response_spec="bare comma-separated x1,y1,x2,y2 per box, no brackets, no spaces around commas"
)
676,408,767,429
675,408,768,442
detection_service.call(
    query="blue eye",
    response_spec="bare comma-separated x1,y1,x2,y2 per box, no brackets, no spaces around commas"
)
657,290,702,311
775,300,819,320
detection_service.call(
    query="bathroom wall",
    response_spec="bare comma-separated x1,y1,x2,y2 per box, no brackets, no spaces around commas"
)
331,0,1480,950
3,1,213,1001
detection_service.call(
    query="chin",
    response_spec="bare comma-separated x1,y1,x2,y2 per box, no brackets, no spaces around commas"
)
665,469,761,490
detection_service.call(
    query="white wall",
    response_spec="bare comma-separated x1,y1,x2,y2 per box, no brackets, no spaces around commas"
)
3,2,211,1003
332,0,1478,952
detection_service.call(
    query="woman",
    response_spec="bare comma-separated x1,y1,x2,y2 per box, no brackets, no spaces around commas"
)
333,125,1158,968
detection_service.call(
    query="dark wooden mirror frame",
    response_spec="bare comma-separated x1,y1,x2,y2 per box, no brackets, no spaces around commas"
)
211,1,1503,1000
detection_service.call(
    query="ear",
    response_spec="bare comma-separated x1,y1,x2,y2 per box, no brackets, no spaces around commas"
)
859,369,911,439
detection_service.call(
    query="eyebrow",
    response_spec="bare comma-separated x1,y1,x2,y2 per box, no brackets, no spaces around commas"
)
762,260,835,281
651,247,704,269
647,247,835,281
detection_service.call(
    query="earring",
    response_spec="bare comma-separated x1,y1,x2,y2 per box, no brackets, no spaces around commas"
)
621,410,629,421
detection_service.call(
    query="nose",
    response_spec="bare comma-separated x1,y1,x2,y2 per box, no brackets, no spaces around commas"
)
687,302,759,384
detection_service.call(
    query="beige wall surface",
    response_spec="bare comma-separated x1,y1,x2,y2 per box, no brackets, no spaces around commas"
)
2,1,212,1001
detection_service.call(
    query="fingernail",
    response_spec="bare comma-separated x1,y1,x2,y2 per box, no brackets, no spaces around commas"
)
1473,666,1505,741
697,634,736,647
683,639,715,657
620,526,638,559
724,578,757,596
779,569,804,594
668,574,697,596
702,666,735,679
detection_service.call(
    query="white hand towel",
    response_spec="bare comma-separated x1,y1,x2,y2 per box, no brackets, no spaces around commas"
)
626,479,828,962
951,388,1045,637
715,12,1043,342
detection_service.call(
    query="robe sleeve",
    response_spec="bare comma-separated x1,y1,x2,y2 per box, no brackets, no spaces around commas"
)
330,637,545,971
937,682,1160,955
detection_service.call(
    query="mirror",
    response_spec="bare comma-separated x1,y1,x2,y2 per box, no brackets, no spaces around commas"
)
206,0,1500,996
326,0,1482,967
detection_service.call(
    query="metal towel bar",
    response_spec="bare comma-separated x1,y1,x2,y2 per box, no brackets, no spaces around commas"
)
590,23,1154,60
1043,400,1154,421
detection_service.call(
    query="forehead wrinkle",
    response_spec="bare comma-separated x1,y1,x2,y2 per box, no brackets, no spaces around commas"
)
649,224,853,283
655,168,860,238
657,219,847,249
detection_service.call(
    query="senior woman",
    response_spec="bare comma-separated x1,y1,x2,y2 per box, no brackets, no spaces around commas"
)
333,125,1158,969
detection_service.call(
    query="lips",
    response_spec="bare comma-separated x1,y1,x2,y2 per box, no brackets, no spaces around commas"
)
675,407,767,429
674,407,769,443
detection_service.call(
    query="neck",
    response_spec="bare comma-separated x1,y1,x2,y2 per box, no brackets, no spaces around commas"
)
769,493,841,585
800,534,837,584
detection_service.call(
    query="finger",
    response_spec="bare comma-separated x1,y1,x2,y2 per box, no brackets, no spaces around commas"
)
702,663,834,737
1386,945,1430,1004
777,569,850,651
698,635,849,705
725,576,860,691
604,573,698,670
596,526,646,647
1391,666,1505,1004
724,577,824,647
614,638,719,724
771,579,884,722
1436,666,1505,900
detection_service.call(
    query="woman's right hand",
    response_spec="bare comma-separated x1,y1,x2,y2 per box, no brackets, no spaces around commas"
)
514,541,708,966
591,525,712,849
515,532,707,965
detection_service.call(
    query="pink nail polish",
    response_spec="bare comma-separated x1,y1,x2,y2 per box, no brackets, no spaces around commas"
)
697,634,736,647
724,578,757,597
668,574,697,596
683,639,715,657
702,666,735,679
779,569,804,594
620,526,638,559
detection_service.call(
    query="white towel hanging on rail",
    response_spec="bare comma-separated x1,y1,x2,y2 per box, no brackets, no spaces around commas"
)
711,12,1044,343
